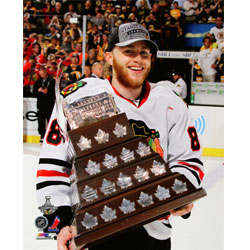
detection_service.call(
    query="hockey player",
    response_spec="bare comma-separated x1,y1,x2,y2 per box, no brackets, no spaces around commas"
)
36,22,204,250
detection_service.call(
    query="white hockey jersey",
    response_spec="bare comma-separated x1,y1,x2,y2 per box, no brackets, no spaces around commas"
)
36,78,204,240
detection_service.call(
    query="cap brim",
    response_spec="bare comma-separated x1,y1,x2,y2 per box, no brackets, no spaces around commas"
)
115,38,159,53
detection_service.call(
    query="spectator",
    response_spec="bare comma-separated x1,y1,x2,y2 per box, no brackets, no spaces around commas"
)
23,0,37,25
170,2,182,20
71,28,83,51
81,0,95,16
96,32,109,62
114,5,126,20
55,49,71,68
124,0,133,13
23,19,32,37
91,61,103,79
171,71,187,99
162,11,183,50
136,0,152,10
63,2,80,21
136,0,151,20
216,43,224,82
46,53,57,69
171,0,186,13
128,13,139,23
69,42,83,66
54,49,72,80
62,13,73,30
40,36,51,58
23,38,33,63
40,0,53,31
33,65,55,143
61,29,73,54
47,60,59,80
151,3,160,16
64,53,82,84
200,32,218,50
196,36,221,82
23,55,39,96
85,48,97,66
53,1,64,23
32,42,46,69
46,36,60,58
121,5,129,19
209,0,224,20
45,23,61,40
195,0,211,23
146,12,162,47
183,0,198,16
48,15,62,31
87,24,100,49
78,64,92,80
209,16,224,46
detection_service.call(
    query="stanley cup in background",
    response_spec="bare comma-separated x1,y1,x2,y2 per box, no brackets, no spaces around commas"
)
63,91,206,250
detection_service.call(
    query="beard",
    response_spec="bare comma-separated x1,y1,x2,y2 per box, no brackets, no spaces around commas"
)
112,56,151,89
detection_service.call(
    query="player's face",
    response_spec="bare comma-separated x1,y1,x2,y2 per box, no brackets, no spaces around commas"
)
109,41,152,89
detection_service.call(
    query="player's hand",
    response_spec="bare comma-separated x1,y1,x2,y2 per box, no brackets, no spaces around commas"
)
169,203,194,216
211,63,217,69
57,225,76,250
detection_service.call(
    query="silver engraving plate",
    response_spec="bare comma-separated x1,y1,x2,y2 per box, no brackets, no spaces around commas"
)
137,192,154,207
154,185,171,201
150,160,166,176
119,198,136,214
102,154,118,169
100,179,116,195
113,123,127,138
94,129,109,144
100,206,117,222
172,179,188,194
136,142,151,157
85,160,101,175
63,92,119,130
116,172,133,189
134,166,150,182
77,135,92,151
81,213,98,229
120,148,135,163
81,185,98,202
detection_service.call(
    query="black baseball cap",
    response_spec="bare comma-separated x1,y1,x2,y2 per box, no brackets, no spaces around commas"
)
107,22,159,53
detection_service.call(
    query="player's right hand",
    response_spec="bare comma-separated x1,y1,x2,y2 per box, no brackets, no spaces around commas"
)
57,226,76,250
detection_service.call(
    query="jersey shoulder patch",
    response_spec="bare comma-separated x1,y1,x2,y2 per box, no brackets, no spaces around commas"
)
60,81,87,98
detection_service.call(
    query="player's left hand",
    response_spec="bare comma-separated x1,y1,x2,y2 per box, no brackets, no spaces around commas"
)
57,225,77,250
169,203,194,216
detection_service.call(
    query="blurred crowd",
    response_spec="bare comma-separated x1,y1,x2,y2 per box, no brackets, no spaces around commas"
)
23,0,224,141
23,0,224,96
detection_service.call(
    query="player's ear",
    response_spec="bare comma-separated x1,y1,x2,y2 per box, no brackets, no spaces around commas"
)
104,52,113,66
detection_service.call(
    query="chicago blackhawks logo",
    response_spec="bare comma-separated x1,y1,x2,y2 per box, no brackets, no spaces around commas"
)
129,119,164,158
61,81,87,97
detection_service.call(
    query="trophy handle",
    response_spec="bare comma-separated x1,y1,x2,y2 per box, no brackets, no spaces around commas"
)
55,59,67,137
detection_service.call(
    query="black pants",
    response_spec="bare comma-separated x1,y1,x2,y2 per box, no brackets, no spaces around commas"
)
37,107,53,139
88,227,171,250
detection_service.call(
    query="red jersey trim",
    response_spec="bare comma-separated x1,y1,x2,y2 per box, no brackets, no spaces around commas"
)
108,80,150,108
37,170,69,178
177,161,204,180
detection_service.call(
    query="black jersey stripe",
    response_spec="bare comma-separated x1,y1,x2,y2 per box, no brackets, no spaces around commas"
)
183,158,204,166
170,165,201,185
39,158,72,169
36,181,71,190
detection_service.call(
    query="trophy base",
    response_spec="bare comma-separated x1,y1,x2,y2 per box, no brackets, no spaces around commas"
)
73,172,206,249
73,188,206,249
